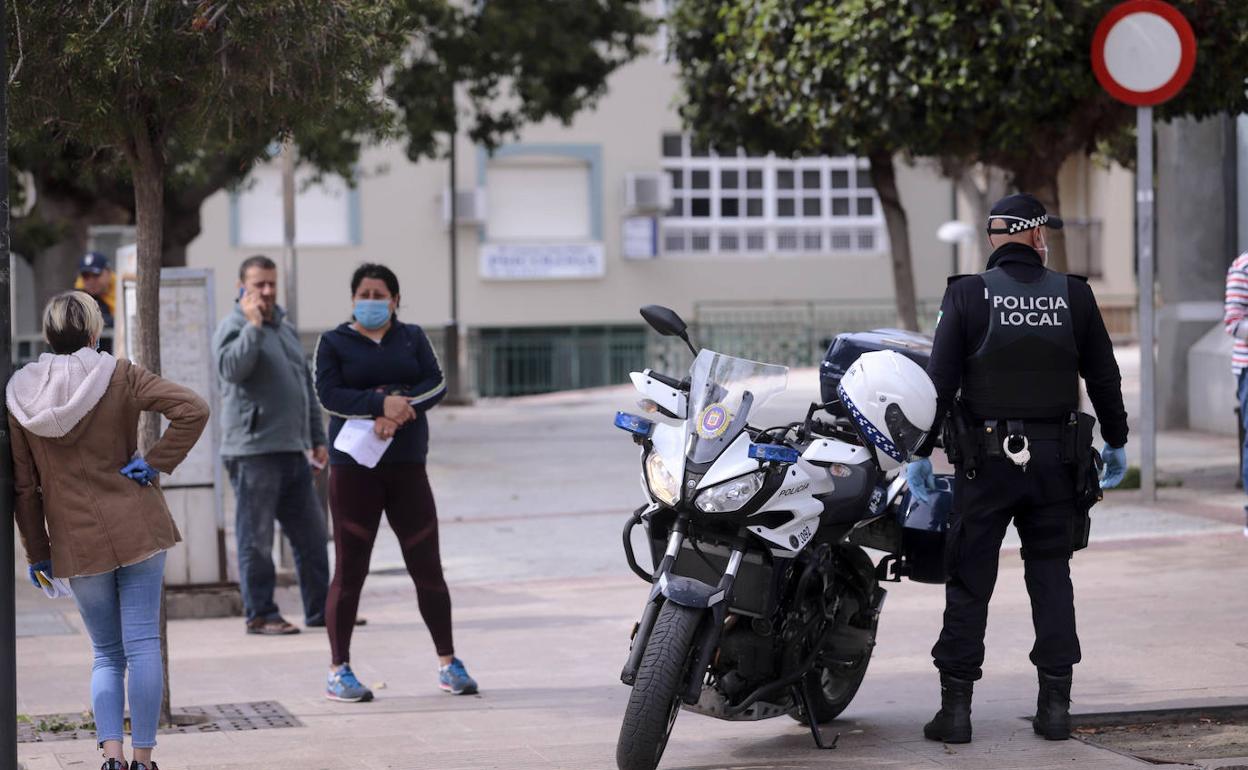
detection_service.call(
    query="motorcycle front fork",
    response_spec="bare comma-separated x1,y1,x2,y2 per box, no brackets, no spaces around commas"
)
620,521,745,703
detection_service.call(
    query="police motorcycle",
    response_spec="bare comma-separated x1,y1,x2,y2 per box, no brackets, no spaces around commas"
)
614,306,952,770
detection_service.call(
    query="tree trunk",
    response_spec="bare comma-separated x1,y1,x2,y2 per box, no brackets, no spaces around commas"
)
869,150,919,331
20,191,128,325
128,126,172,726
1010,165,1067,273
954,165,1009,272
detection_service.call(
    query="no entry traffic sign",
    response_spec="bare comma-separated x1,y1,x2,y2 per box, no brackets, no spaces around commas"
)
1091,0,1198,500
1092,0,1196,106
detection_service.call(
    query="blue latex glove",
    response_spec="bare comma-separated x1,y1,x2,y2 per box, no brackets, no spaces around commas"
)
120,456,159,486
1100,444,1127,489
905,458,937,504
28,560,52,589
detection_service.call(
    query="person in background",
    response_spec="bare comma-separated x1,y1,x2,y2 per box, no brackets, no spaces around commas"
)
1222,249,1248,537
74,251,115,353
313,262,477,702
7,291,209,770
212,255,331,635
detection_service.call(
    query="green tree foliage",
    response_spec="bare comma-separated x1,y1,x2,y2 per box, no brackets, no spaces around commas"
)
8,0,653,322
388,0,654,161
670,0,1248,284
8,0,402,391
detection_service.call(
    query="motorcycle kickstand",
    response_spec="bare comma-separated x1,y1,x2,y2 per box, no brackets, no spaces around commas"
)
791,682,839,750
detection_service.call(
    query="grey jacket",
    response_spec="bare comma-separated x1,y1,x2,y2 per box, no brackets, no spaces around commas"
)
212,304,326,456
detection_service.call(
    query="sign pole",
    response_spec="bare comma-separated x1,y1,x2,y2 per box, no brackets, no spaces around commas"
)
1093,0,1195,502
1138,106,1157,501
1,1,16,764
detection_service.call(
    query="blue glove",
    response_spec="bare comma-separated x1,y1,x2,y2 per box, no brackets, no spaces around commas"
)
28,560,52,589
1100,444,1127,489
905,458,937,504
120,456,159,486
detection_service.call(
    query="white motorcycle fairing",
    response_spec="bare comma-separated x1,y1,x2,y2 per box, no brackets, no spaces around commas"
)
630,371,688,419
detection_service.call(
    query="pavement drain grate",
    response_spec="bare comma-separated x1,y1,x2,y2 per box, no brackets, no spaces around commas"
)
18,701,302,743
1065,704,1248,765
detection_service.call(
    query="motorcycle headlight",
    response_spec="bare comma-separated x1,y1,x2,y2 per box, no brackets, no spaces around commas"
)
645,451,681,506
695,471,766,513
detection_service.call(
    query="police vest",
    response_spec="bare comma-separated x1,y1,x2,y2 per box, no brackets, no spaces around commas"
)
961,267,1080,419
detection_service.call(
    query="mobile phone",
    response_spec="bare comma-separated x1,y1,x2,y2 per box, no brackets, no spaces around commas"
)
238,286,246,300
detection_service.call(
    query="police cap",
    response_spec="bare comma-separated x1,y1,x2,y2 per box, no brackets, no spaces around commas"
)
986,193,1064,235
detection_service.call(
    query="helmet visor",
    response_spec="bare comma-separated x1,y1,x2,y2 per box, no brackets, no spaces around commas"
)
885,402,927,459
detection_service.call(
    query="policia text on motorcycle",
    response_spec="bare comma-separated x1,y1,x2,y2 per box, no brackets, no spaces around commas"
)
906,193,1129,744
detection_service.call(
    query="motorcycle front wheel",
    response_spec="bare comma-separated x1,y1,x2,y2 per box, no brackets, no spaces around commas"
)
616,600,702,770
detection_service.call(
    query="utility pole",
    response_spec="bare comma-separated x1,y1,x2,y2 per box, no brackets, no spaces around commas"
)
444,83,465,403
1,1,18,765
281,141,298,328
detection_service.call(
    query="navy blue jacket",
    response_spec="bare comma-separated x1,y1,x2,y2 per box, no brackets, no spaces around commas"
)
314,322,446,465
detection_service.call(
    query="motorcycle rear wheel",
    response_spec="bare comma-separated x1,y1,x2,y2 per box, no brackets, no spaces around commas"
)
791,651,872,725
617,601,702,770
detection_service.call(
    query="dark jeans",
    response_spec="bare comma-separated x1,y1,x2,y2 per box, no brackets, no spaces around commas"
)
224,453,330,624
932,438,1080,681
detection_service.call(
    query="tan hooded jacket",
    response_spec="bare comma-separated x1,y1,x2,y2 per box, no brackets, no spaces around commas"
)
6,349,209,577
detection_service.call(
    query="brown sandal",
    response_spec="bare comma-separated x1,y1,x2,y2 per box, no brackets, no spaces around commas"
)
246,616,301,635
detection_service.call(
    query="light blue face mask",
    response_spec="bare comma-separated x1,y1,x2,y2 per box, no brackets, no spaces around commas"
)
354,299,392,330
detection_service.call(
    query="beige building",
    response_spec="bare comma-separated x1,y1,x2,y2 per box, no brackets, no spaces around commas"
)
186,36,1138,395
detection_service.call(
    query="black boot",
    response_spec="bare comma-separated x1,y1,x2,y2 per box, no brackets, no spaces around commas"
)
1033,669,1072,740
923,672,973,743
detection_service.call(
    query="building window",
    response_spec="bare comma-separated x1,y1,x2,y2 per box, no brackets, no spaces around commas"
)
486,156,592,242
234,166,358,248
660,133,886,257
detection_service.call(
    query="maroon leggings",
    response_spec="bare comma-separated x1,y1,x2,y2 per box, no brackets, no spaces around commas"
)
326,463,453,664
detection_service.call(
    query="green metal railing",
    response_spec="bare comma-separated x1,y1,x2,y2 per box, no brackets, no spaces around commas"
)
473,325,647,397
690,298,942,368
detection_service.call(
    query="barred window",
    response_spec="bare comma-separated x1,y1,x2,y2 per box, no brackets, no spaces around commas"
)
660,133,886,257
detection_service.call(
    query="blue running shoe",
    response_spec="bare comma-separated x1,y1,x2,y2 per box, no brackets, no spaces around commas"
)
326,663,374,702
439,657,478,695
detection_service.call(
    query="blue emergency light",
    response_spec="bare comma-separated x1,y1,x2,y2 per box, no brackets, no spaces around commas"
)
615,411,655,437
748,443,800,464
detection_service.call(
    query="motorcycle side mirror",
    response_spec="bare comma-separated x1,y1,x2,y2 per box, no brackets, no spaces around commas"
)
640,305,697,356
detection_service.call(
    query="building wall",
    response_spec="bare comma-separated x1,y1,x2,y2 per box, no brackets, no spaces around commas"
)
188,53,957,334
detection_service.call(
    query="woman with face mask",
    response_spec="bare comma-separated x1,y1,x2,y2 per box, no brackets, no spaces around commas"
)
312,263,477,703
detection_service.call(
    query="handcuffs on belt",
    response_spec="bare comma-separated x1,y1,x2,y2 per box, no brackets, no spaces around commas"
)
1004,432,1030,471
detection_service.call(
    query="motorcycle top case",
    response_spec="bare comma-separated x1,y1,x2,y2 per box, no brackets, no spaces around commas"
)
819,329,933,409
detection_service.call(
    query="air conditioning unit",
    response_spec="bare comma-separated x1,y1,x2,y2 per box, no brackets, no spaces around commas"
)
441,188,487,226
625,172,672,214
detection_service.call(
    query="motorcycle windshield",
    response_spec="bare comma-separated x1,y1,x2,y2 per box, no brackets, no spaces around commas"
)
685,349,788,466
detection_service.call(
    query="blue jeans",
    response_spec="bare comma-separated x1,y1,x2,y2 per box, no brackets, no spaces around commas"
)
70,551,167,749
1239,370,1248,491
224,453,329,624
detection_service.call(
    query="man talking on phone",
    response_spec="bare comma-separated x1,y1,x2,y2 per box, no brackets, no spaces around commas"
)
212,255,331,636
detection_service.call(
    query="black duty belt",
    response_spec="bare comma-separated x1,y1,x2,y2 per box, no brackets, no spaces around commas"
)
979,420,1064,442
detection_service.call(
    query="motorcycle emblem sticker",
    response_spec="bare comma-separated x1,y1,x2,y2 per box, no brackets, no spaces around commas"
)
697,403,732,439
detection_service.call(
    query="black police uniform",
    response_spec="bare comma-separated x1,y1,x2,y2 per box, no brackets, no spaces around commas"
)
923,241,1128,682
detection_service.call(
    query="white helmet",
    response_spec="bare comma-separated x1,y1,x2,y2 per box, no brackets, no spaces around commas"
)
837,350,937,471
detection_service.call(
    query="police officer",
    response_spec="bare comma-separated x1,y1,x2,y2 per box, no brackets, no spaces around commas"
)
906,193,1129,744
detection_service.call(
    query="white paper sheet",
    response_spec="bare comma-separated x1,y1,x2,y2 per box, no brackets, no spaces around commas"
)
35,571,73,599
332,419,393,468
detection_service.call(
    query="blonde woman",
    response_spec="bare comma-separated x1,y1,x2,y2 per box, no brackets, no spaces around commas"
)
7,291,209,770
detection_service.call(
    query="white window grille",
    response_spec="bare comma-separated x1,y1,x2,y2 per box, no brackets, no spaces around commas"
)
660,133,887,258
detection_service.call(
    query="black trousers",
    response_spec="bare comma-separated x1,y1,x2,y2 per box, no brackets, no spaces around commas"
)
931,438,1081,681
